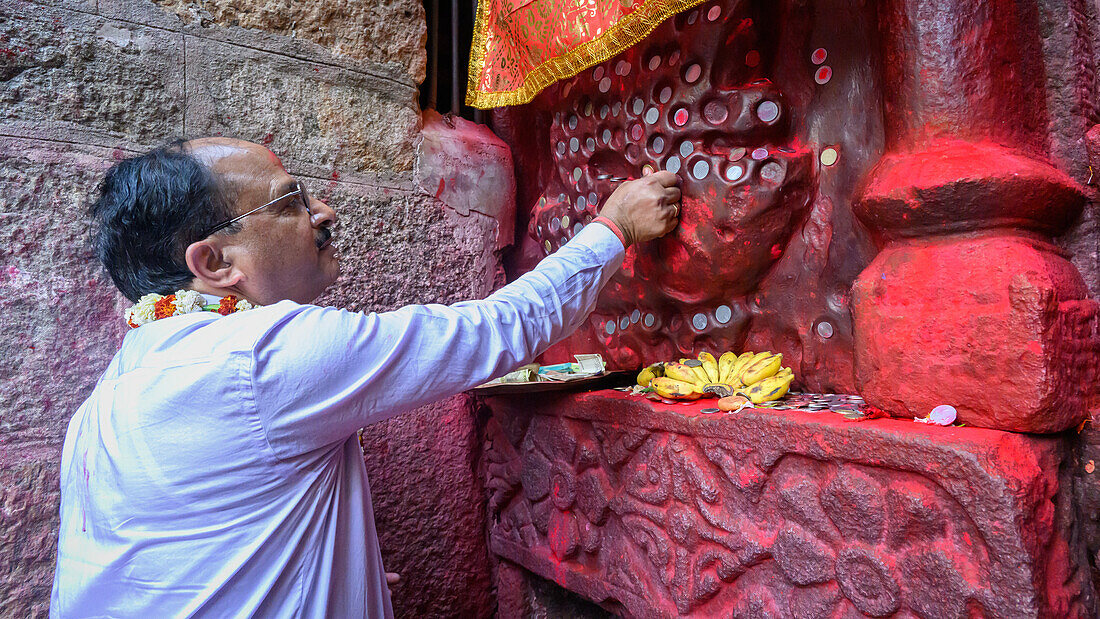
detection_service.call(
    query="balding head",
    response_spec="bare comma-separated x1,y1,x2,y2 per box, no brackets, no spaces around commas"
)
88,139,243,301
181,138,278,207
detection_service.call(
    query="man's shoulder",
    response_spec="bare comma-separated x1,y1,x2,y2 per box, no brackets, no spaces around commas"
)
116,300,321,364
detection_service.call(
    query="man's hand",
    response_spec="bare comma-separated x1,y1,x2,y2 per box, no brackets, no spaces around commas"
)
597,171,682,247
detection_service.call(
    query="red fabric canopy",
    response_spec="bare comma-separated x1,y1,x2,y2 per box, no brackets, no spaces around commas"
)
467,0,706,108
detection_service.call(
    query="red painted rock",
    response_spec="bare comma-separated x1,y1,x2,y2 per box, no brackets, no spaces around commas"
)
495,0,883,395
855,140,1085,239
481,390,1097,618
853,234,1097,433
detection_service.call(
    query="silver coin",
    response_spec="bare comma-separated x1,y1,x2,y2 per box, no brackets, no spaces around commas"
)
715,305,732,324
692,313,708,330
700,408,720,414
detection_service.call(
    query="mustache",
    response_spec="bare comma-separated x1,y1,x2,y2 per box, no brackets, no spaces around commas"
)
315,226,333,249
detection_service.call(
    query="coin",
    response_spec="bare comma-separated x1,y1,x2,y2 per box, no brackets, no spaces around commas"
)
700,408,720,414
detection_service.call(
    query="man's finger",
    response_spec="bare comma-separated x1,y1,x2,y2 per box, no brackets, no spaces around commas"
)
647,170,680,187
386,572,400,585
664,187,682,204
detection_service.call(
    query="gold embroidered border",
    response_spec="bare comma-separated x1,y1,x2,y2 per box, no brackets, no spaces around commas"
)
466,0,709,109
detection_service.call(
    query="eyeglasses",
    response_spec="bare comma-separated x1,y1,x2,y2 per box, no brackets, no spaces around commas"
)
202,181,313,238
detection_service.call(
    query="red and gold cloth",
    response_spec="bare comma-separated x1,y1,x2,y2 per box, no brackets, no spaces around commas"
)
467,0,707,109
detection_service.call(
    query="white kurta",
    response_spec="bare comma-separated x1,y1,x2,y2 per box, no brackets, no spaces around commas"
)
51,224,624,617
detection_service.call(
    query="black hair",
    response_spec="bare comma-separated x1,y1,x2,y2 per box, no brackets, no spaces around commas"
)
88,140,239,301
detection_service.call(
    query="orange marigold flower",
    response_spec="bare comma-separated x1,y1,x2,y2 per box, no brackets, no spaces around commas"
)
218,295,238,316
153,294,177,319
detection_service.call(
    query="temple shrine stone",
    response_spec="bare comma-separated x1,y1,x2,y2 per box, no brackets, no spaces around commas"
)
488,0,1100,615
480,391,1096,618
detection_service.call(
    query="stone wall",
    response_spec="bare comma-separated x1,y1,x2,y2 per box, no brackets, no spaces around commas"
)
0,1,511,616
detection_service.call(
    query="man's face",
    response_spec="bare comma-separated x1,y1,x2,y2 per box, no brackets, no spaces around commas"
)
189,138,340,305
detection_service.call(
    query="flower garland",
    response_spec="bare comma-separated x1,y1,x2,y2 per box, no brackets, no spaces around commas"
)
125,290,256,328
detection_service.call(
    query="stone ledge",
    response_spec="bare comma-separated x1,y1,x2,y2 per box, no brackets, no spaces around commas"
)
482,390,1097,618
15,0,420,88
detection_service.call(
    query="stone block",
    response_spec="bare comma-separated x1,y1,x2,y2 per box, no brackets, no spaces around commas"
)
0,1,185,147
183,35,419,174
482,390,1097,618
359,395,494,619
855,140,1085,239
0,137,128,447
146,0,426,82
97,0,422,87
416,110,515,249
11,0,95,10
853,234,1097,433
0,451,62,619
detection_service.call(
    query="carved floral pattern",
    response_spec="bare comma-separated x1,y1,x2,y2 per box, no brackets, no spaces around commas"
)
483,407,1091,618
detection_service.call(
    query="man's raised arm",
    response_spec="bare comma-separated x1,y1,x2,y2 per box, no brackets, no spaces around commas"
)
250,172,681,457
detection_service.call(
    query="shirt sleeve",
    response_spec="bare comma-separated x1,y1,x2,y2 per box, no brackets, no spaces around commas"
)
250,223,625,458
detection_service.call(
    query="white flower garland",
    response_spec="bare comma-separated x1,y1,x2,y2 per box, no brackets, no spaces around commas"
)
124,290,257,328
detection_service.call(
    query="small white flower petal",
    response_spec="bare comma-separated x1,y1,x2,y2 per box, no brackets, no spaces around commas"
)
172,290,205,314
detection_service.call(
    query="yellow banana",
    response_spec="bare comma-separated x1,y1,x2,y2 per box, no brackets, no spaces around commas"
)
651,377,702,400
731,352,766,383
665,362,702,385
683,359,711,385
742,353,783,385
698,352,719,382
717,352,738,383
636,363,665,387
743,372,793,404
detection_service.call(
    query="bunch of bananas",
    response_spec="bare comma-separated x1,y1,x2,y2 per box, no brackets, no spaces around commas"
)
636,351,794,408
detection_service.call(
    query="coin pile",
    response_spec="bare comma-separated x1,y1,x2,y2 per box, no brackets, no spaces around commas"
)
751,392,868,420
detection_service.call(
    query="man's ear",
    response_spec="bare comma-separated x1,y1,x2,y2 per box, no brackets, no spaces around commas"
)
185,239,242,289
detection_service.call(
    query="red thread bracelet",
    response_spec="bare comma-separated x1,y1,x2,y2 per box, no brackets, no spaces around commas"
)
593,216,629,248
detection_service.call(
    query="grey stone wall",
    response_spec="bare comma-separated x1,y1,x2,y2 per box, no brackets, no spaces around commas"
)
0,1,511,616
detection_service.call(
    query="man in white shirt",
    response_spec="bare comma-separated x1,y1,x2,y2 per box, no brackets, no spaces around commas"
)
50,137,680,617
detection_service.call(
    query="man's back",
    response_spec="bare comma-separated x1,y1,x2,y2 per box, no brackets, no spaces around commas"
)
51,305,391,617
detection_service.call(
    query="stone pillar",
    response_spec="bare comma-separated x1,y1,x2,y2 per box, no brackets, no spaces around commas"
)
852,0,1100,433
